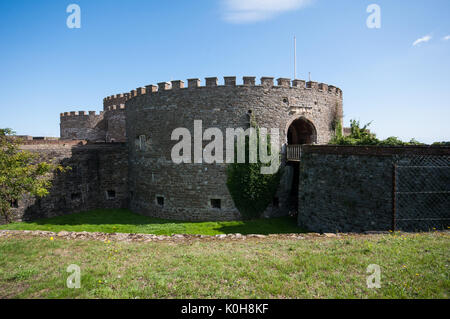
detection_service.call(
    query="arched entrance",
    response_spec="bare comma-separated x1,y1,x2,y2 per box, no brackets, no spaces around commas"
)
286,117,317,215
287,117,317,145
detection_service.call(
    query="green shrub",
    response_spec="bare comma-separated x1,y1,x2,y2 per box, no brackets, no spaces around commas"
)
329,120,431,146
432,141,450,146
226,118,281,220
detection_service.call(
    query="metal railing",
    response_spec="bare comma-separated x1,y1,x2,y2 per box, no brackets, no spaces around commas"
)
287,145,302,162
393,155,450,231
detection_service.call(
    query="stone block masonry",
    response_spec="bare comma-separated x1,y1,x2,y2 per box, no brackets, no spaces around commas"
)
125,76,343,221
54,75,344,223
5,140,128,224
297,145,450,233
60,111,106,141
14,75,450,233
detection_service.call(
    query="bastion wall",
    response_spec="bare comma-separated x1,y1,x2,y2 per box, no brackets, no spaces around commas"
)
298,145,450,232
5,140,129,224
125,76,343,221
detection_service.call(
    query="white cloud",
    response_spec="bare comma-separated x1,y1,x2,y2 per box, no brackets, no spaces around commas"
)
413,35,432,46
222,0,313,23
443,35,450,41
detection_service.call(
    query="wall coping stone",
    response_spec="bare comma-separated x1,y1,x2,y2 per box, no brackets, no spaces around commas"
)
301,145,450,156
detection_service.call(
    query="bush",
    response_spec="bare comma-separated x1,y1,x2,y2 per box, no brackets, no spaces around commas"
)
329,120,432,146
226,119,281,220
432,141,450,146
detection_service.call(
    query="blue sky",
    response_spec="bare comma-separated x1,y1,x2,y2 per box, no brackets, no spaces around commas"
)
0,0,449,143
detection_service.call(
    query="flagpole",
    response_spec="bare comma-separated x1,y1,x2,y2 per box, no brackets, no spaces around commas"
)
294,36,297,79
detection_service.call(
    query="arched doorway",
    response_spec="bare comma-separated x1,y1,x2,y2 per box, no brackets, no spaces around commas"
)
287,117,317,145
286,117,317,215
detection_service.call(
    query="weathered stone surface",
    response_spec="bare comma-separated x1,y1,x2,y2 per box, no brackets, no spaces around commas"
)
125,78,342,221
248,234,267,238
61,93,128,142
5,142,128,224
4,229,444,242
298,146,450,233
60,112,106,142
57,231,70,237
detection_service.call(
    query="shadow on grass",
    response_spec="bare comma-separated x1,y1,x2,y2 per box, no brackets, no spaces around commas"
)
2,209,306,235
31,209,173,226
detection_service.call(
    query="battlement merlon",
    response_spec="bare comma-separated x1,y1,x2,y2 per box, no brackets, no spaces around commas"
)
60,110,103,117
98,76,342,112
106,76,342,97
103,92,130,110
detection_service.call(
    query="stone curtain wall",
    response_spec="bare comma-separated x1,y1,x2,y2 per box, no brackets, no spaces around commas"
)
5,141,128,224
60,92,130,143
125,76,342,221
104,109,127,142
297,145,450,233
60,112,106,141
60,109,127,143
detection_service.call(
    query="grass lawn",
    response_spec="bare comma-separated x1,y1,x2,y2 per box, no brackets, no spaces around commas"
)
0,209,304,235
0,232,448,298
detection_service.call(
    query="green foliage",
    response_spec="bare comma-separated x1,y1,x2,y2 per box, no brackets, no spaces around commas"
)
432,141,450,146
378,136,425,146
0,129,67,223
329,120,429,146
334,118,343,139
226,118,281,220
329,120,379,145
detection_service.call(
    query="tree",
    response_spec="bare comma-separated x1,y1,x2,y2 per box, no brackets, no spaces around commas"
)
0,129,67,223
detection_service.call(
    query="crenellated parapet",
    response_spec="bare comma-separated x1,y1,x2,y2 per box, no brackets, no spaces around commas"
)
125,76,344,221
103,104,126,111
60,109,106,142
62,76,342,144
103,93,131,110
60,110,103,118
110,76,342,100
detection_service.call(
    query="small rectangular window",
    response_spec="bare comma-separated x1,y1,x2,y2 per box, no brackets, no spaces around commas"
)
106,190,116,200
139,135,146,151
71,193,81,201
156,196,164,207
10,199,19,208
211,199,221,209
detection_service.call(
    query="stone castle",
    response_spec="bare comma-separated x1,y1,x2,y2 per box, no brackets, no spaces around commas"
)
9,75,449,233
57,76,343,221
7,77,450,232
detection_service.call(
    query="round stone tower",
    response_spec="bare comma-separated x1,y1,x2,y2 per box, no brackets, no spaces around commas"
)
125,76,343,221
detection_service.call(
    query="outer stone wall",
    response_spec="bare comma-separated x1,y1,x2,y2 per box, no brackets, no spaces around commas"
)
60,107,127,143
5,141,129,224
104,109,127,142
298,145,450,233
60,112,106,142
126,77,342,221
